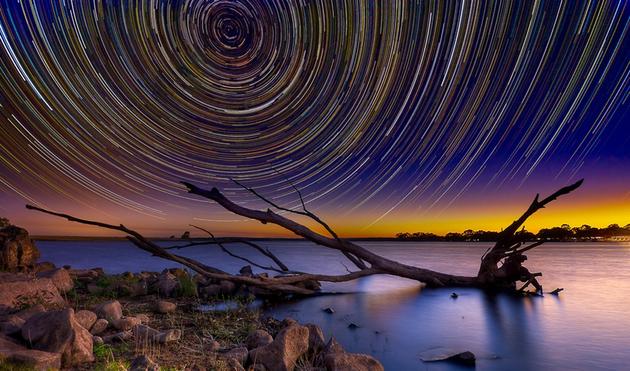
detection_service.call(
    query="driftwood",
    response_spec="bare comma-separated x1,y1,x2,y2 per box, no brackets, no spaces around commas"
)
26,179,583,295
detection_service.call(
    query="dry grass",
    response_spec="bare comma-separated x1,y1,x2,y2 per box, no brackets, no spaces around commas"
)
73,294,269,370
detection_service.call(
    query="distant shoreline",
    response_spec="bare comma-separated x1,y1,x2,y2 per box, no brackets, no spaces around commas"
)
32,236,628,243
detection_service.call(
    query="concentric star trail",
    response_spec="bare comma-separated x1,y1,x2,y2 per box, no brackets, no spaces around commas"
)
0,1,628,236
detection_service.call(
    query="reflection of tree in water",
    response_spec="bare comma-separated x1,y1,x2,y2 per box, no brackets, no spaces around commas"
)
481,293,546,370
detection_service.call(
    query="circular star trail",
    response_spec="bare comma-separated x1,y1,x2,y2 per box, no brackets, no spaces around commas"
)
0,1,628,226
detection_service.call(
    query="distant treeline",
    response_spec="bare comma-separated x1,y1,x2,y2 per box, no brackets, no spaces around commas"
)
396,224,630,242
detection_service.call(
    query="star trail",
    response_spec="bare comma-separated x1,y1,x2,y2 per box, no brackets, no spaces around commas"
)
0,1,628,237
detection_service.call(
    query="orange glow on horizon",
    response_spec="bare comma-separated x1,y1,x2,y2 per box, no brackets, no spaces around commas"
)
11,188,628,238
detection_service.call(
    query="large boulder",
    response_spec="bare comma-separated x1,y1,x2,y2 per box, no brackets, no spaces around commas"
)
21,308,94,366
0,226,40,271
0,272,64,314
248,324,309,371
36,268,73,293
0,334,61,370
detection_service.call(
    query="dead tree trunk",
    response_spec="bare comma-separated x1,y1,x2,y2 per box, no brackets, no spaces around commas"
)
26,179,583,295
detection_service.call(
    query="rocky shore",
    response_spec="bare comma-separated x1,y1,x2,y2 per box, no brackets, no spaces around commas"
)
0,225,384,371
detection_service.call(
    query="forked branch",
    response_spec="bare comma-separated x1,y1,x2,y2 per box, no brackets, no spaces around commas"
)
26,179,583,295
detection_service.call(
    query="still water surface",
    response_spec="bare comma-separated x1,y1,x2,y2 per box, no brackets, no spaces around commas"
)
37,240,630,370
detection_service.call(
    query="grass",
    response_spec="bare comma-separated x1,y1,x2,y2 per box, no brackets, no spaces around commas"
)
175,273,198,298
0,359,36,371
91,342,131,371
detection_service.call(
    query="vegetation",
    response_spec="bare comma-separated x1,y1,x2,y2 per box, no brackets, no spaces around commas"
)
396,223,630,242
0,217,10,228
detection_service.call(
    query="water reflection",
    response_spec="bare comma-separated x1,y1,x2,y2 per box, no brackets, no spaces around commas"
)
37,240,630,370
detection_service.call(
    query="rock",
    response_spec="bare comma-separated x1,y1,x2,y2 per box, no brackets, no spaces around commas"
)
36,268,73,293
111,316,142,331
92,336,104,345
117,281,148,297
75,310,97,330
219,280,236,294
445,351,476,366
224,357,246,370
0,315,24,335
0,226,40,271
419,348,476,366
134,324,181,344
281,318,298,328
136,313,151,324
157,271,179,297
69,268,102,282
90,318,108,335
206,340,221,352
451,292,459,299
239,265,254,276
305,324,325,353
0,334,61,371
322,337,345,355
200,284,222,297
94,300,123,321
200,280,237,297
102,330,132,343
246,329,273,350
1,304,46,334
133,324,160,339
13,304,46,321
221,346,248,366
347,322,360,329
324,352,385,371
0,272,65,314
156,300,177,314
155,328,181,343
248,324,309,371
322,307,335,314
129,354,160,371
20,308,94,366
321,338,383,371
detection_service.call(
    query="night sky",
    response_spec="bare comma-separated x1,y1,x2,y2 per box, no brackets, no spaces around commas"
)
0,1,628,237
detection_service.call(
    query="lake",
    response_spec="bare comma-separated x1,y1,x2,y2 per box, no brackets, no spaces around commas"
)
37,240,630,370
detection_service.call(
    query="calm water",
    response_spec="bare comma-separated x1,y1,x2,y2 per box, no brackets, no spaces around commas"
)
37,240,630,371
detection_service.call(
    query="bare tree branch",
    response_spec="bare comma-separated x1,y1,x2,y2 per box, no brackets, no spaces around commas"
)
231,178,367,269
25,179,583,295
25,205,383,295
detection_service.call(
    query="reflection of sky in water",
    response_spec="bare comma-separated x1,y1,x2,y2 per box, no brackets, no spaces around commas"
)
38,240,630,370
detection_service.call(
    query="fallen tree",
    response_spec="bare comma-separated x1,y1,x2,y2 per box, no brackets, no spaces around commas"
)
26,179,583,295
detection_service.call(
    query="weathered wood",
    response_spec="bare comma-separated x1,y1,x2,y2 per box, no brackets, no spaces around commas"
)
26,179,583,295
